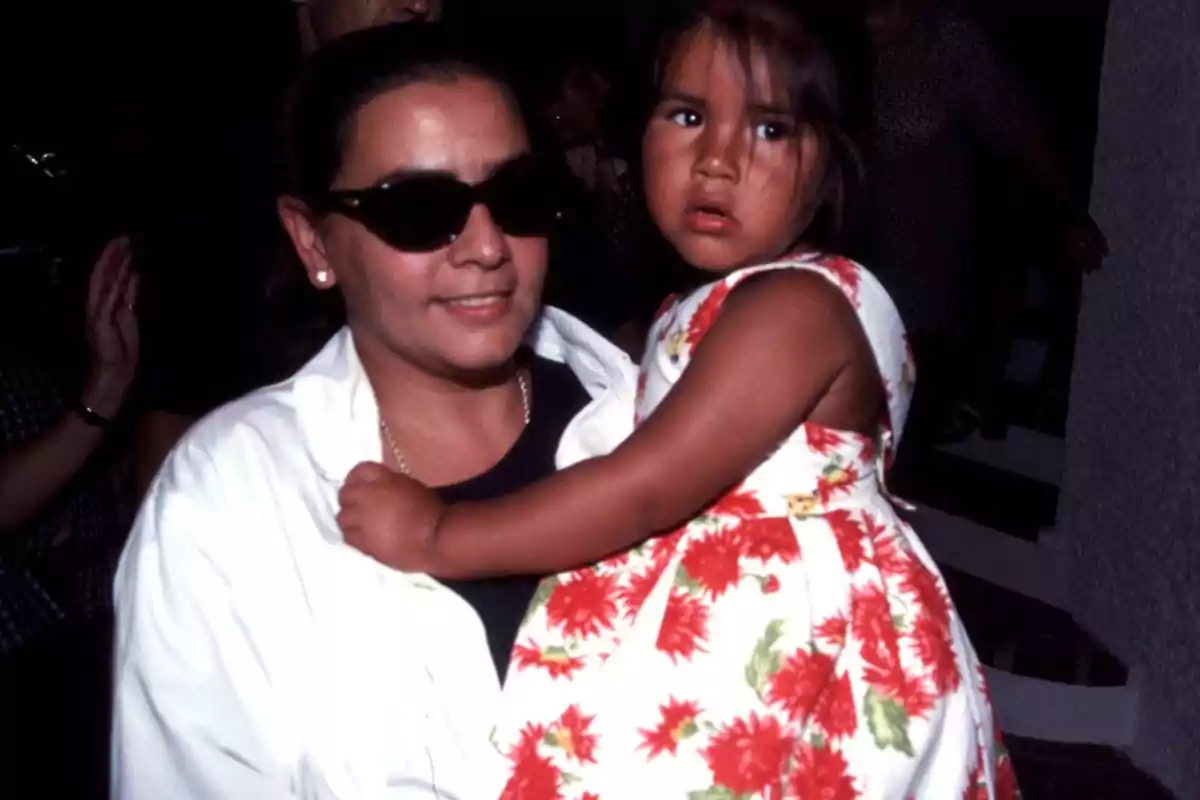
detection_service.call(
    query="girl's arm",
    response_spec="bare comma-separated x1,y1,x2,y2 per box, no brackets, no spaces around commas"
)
426,270,871,577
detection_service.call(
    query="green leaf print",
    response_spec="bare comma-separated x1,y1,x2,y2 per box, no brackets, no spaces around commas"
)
521,576,558,626
743,619,786,698
674,563,704,595
687,787,742,800
864,687,916,757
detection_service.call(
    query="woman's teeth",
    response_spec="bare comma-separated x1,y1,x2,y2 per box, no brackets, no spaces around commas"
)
445,295,504,307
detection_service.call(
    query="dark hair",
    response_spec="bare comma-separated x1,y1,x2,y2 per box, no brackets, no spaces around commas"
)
267,22,530,375
650,0,863,248
283,22,521,207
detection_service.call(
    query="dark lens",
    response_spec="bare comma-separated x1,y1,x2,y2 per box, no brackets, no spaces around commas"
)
484,158,562,238
355,176,472,252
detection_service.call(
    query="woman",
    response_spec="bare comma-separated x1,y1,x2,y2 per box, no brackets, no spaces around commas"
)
111,23,634,798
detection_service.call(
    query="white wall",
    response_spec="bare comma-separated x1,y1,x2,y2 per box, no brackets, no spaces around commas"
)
1060,2,1200,795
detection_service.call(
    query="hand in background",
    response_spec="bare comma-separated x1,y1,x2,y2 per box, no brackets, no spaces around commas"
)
82,236,139,419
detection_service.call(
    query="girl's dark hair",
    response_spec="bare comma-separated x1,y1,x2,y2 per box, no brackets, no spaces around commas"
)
650,0,864,248
283,22,520,207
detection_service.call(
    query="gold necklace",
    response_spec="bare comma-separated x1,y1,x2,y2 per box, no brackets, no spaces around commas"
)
379,372,531,477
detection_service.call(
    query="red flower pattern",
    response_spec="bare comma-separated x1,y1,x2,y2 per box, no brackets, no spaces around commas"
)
788,742,859,800
684,281,731,346
679,529,743,599
735,517,801,564
701,713,792,796
501,724,562,800
638,698,703,759
544,571,619,640
656,590,710,662
512,640,586,680
546,705,599,764
496,256,1013,799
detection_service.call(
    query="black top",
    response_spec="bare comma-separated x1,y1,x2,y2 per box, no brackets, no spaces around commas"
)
434,353,590,683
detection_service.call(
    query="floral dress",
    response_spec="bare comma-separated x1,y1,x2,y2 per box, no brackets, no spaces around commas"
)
491,255,1018,799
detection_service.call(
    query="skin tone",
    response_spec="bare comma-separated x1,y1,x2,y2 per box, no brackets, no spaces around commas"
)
298,0,442,54
278,76,548,487
338,23,882,577
1,237,139,529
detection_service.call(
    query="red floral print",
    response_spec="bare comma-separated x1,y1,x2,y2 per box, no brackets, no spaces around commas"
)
638,698,703,759
684,281,731,346
656,589,710,662
679,529,743,599
854,584,933,718
815,255,861,305
827,510,868,573
701,713,792,796
817,463,861,504
512,640,586,680
547,705,599,765
648,527,686,564
788,743,859,800
707,488,766,519
615,561,668,621
815,613,849,649
501,724,562,800
735,517,801,564
493,255,1013,799
813,671,859,740
804,423,849,456
766,648,836,724
545,571,619,640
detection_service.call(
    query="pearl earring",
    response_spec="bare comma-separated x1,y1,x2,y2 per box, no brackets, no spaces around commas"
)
315,270,329,284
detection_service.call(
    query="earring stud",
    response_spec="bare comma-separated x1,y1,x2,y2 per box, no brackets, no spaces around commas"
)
315,270,329,284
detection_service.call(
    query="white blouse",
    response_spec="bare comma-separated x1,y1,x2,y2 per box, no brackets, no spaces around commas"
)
111,308,636,800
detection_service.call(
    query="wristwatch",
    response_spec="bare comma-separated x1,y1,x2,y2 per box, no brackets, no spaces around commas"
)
74,401,113,429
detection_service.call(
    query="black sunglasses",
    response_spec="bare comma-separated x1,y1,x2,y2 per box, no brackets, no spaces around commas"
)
318,154,565,253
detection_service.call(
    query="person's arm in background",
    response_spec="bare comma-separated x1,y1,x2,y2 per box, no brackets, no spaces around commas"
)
0,237,139,529
949,12,1108,272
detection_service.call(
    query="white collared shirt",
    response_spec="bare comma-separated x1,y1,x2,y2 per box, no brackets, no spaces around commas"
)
111,308,636,800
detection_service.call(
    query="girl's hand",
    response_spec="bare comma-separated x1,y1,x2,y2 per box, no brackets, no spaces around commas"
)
337,462,444,573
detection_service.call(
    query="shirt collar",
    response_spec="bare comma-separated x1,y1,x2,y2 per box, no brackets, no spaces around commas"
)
293,307,636,484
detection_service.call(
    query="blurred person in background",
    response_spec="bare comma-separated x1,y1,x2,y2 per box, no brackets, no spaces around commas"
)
295,0,442,54
0,237,138,797
853,0,1106,442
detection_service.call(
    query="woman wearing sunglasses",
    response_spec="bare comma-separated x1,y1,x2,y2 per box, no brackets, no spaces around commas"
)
111,23,634,799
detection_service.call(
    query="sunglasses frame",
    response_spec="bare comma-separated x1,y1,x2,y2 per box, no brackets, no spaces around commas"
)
317,154,567,252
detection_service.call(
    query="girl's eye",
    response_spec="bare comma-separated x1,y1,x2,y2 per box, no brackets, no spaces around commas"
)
667,108,703,127
754,121,791,141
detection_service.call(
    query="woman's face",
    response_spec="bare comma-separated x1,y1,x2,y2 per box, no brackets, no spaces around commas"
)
642,24,827,273
292,76,547,377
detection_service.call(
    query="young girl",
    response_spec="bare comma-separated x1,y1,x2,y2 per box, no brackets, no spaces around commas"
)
339,1,1017,796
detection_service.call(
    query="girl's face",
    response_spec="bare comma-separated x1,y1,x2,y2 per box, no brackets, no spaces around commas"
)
642,23,828,273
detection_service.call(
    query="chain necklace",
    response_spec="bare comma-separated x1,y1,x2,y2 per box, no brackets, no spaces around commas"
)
379,371,531,476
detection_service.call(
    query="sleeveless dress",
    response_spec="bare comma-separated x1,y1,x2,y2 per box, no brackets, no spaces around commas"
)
491,255,1018,799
